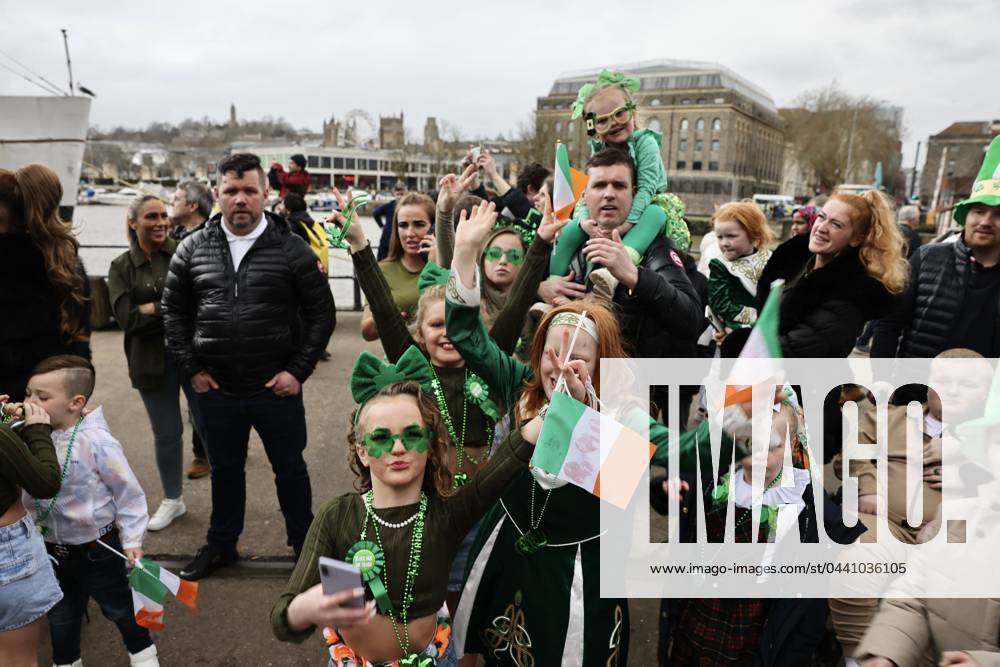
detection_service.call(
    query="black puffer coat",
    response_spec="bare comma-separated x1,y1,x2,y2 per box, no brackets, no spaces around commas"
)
0,233,91,401
570,235,702,359
871,236,976,358
162,212,335,396
723,234,895,358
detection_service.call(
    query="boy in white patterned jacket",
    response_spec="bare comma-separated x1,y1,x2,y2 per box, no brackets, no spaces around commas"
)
21,355,157,667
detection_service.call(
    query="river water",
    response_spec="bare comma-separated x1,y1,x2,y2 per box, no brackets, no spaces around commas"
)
73,205,382,308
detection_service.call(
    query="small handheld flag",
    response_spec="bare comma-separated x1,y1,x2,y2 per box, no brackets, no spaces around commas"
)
724,279,784,407
94,539,198,630
552,143,588,221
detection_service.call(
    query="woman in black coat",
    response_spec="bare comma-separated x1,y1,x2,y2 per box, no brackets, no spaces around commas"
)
0,165,90,401
722,190,908,359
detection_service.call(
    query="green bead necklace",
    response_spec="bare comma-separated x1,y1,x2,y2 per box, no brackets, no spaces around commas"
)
430,368,481,488
364,489,427,662
33,416,83,537
730,470,783,536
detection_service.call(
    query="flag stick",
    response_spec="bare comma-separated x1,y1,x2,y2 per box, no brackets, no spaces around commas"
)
553,310,587,395
95,538,150,574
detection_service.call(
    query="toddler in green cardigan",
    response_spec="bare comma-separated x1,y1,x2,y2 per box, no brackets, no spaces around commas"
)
705,201,773,345
549,68,687,299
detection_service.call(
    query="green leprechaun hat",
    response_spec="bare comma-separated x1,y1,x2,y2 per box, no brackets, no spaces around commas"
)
954,135,1000,226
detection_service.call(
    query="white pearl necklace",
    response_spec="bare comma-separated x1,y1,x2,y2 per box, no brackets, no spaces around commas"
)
370,509,420,529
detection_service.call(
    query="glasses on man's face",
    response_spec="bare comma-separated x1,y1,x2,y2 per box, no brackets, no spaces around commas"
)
361,423,432,458
483,246,525,265
587,101,636,136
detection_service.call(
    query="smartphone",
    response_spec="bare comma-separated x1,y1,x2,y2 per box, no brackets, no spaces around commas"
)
419,232,434,260
318,556,364,608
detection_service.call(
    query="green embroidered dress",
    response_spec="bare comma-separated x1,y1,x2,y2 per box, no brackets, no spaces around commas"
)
444,279,706,666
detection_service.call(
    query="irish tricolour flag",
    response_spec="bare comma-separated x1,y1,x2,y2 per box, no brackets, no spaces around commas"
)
532,391,655,509
724,279,784,407
552,142,589,221
129,558,199,630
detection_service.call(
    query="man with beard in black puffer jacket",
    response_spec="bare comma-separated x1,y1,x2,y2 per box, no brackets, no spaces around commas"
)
163,153,335,580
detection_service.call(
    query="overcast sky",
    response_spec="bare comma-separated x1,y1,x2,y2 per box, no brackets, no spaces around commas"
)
5,0,999,170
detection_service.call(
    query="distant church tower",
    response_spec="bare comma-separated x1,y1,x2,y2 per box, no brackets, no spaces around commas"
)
229,103,237,128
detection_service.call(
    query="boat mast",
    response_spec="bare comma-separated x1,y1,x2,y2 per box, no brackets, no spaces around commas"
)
60,28,74,96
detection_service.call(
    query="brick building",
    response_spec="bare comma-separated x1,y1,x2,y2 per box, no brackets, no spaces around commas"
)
536,59,784,217
920,120,1000,209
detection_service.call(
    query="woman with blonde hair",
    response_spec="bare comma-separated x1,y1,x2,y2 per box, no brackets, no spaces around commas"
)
722,189,907,359
0,165,89,401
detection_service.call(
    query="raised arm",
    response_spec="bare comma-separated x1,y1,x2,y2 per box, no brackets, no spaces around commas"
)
434,164,478,270
330,189,415,362
446,201,532,405
488,198,566,353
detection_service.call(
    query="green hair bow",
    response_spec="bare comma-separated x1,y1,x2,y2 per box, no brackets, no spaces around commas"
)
570,69,642,119
350,346,434,406
417,261,450,294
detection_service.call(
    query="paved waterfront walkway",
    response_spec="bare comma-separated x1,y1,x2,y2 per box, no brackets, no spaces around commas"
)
37,312,660,665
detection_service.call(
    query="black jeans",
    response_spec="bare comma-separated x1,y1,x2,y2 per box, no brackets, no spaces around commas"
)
47,531,153,663
194,388,313,551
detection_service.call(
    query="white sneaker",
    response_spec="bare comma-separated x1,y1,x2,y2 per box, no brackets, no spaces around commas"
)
147,498,186,531
130,644,159,667
588,267,619,302
528,301,552,327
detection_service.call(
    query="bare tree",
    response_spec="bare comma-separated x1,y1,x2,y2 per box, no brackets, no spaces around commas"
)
781,83,904,195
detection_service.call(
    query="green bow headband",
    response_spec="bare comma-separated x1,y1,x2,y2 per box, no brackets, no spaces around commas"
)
350,346,434,411
417,261,450,294
571,69,642,120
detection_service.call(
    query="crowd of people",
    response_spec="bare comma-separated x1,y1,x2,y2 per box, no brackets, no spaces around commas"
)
1,68,1000,667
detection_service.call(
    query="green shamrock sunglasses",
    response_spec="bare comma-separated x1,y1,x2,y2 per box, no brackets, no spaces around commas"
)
483,245,525,265
361,423,432,458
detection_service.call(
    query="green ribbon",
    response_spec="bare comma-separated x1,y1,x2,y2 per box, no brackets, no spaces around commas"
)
417,261,449,294
325,193,369,250
400,654,433,667
345,540,393,614
350,346,434,405
571,69,641,119
465,374,500,421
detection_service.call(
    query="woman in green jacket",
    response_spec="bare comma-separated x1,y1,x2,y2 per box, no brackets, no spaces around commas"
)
108,196,187,532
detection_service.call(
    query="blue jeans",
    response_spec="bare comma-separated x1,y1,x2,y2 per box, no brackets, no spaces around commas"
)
47,531,153,663
138,363,184,500
194,388,313,551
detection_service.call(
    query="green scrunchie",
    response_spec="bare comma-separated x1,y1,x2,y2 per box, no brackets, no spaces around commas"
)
417,261,449,294
350,346,434,406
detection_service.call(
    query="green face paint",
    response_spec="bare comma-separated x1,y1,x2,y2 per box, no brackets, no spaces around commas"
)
482,245,525,266
361,423,432,458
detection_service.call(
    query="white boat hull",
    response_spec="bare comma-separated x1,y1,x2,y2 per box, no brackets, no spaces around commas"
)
0,96,92,218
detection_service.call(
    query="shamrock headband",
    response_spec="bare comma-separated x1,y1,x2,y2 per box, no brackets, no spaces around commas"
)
350,346,435,423
549,311,599,342
417,261,449,294
570,69,642,120
488,209,540,247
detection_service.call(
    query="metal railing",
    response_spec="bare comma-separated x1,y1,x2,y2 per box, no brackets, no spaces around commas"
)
79,244,363,311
